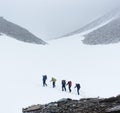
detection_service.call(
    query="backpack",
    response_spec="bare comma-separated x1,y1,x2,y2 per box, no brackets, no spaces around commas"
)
62,80,66,85
52,77,56,82
68,81,72,87
76,84,80,89
43,75,47,80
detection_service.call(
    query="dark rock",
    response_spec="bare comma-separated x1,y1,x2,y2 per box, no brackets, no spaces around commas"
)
22,94,120,113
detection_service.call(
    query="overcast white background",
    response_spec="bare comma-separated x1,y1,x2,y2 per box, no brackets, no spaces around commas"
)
0,0,120,39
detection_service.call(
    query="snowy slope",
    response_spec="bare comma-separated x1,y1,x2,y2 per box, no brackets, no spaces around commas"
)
60,8,120,39
0,34,120,113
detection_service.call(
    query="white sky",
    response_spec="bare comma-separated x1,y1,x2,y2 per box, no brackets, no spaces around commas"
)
0,0,120,39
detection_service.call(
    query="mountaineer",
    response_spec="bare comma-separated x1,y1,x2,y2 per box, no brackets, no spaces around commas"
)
61,80,66,91
74,83,81,95
42,75,47,87
67,81,72,92
50,77,57,88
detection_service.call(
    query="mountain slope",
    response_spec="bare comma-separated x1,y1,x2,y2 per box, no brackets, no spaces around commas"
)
83,17,120,45
0,17,46,45
60,8,120,40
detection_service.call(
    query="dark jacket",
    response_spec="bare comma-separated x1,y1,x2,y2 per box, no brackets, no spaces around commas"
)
75,84,81,89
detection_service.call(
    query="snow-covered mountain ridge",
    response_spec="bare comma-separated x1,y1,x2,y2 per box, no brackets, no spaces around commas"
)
61,8,120,38
1,8,120,45
0,17,46,45
60,8,120,45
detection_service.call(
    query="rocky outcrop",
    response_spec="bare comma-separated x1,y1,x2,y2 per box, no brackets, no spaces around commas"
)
0,17,46,45
22,95,120,113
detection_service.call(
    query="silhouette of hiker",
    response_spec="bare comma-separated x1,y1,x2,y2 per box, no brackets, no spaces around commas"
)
42,75,47,87
67,81,72,93
74,83,81,95
50,77,57,88
61,80,66,91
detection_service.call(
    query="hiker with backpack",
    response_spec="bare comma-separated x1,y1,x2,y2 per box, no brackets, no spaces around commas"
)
50,77,57,88
74,83,81,95
42,75,47,87
61,80,66,91
67,81,72,93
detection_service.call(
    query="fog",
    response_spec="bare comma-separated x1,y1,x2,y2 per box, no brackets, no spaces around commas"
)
0,0,120,39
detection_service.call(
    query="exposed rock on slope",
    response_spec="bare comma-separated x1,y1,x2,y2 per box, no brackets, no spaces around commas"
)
0,17,46,45
83,17,120,45
22,95,120,113
59,8,120,45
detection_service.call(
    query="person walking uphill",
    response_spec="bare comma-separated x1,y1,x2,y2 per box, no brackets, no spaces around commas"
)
67,81,72,93
50,77,57,88
61,80,66,91
42,75,47,87
74,83,81,95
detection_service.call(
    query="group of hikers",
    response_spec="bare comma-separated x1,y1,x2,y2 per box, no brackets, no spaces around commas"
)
42,75,81,95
